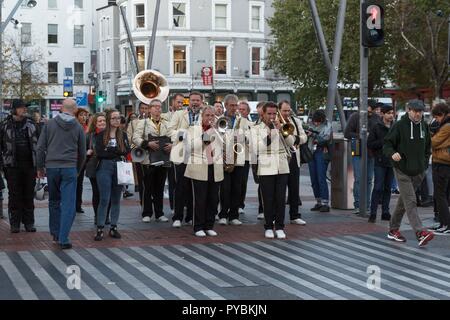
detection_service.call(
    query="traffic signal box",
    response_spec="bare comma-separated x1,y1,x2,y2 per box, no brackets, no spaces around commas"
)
361,0,384,47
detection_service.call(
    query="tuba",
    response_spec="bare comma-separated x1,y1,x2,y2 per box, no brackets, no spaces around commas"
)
133,70,169,105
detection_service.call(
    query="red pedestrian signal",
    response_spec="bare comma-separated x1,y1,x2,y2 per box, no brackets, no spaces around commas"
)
361,1,384,47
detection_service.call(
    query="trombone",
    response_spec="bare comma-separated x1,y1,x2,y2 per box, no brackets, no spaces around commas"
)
277,110,295,138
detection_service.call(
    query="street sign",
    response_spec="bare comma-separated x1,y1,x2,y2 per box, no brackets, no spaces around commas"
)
64,68,73,77
76,92,87,106
63,79,73,92
201,66,213,86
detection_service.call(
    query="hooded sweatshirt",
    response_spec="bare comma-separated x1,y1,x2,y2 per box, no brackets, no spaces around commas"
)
383,113,431,176
36,112,86,171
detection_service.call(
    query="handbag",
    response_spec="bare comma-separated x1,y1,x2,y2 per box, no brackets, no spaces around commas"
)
117,161,135,185
85,133,100,178
299,143,314,164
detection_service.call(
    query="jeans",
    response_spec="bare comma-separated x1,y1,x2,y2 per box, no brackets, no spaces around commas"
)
47,167,78,245
352,156,374,209
308,148,329,201
96,160,123,228
370,166,394,217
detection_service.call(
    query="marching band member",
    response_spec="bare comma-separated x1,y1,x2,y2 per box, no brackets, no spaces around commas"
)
133,99,171,223
162,93,185,215
218,94,250,226
278,100,308,225
184,106,224,237
128,102,149,207
253,102,294,239
168,91,203,228
254,101,266,220
237,100,254,215
214,101,224,117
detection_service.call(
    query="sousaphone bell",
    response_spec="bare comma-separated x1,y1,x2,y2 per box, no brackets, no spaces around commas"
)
133,69,170,104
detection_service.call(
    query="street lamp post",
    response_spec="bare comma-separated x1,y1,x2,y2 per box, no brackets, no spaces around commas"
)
0,0,37,113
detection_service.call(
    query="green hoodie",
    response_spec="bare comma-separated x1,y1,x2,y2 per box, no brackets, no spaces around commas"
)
383,113,431,176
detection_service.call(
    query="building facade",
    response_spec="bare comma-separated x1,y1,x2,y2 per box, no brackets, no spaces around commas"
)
99,0,294,113
2,0,108,116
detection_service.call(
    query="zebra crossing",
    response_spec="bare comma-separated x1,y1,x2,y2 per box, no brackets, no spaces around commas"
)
1,233,450,300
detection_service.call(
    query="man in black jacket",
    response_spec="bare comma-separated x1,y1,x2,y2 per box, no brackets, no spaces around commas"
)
0,100,39,233
367,104,395,223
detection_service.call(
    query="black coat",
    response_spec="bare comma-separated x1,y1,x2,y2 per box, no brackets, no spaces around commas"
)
368,121,392,167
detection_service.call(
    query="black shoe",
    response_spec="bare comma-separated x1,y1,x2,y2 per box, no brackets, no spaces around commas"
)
381,214,391,221
25,225,36,232
319,205,330,212
109,226,121,239
60,243,72,250
10,226,20,233
311,203,323,211
94,228,104,241
76,208,85,214
123,191,134,198
368,215,376,223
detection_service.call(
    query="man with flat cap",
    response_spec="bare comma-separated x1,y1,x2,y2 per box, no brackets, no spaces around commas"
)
383,99,434,246
0,99,39,233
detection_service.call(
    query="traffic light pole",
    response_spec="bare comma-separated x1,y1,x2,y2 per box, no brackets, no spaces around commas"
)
308,0,347,128
359,0,369,217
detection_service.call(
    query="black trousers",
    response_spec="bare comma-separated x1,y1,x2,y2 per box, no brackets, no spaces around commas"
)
219,166,244,220
76,165,85,210
134,163,144,205
89,177,110,224
260,174,288,230
239,161,250,209
287,154,301,219
173,163,193,222
142,165,167,218
167,163,176,210
192,165,220,232
4,166,36,227
258,185,264,213
432,163,450,226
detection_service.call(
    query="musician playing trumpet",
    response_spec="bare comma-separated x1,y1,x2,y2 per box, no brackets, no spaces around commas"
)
278,100,308,225
184,106,224,237
133,99,172,223
253,102,295,239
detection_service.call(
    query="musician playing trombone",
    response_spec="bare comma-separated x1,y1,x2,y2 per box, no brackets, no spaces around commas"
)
133,99,171,223
278,100,308,225
184,106,224,237
252,102,296,239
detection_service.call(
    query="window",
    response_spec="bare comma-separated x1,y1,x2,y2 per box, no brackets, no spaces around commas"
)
215,4,227,29
106,48,111,72
48,62,58,83
249,2,264,32
215,46,227,75
48,0,57,9
251,47,262,76
136,45,145,71
135,4,145,28
74,62,84,84
172,2,186,28
21,23,32,45
74,25,84,45
74,0,83,9
173,46,186,74
23,61,32,82
48,24,58,44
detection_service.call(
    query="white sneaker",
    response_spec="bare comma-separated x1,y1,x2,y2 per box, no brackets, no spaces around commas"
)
142,216,151,223
172,220,181,228
156,216,169,222
218,218,228,225
291,218,306,225
229,219,242,226
257,213,264,220
195,230,206,237
238,208,245,214
265,230,274,239
206,230,218,236
275,230,286,239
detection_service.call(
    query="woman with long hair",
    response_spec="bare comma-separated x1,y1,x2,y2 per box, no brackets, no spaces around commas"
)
94,110,131,241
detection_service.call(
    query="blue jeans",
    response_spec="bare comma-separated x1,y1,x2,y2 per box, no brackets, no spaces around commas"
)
96,160,123,228
308,148,329,201
47,167,78,245
370,166,394,216
352,156,374,209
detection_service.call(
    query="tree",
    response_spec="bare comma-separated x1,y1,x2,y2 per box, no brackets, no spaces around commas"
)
2,37,47,102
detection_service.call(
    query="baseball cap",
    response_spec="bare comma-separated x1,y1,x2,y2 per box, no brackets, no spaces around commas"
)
407,99,425,111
